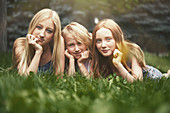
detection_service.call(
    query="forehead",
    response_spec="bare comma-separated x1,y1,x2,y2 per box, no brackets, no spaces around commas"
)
38,18,54,29
64,34,76,42
96,28,112,38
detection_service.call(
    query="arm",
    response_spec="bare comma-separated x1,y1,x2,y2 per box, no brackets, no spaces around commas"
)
112,49,135,82
77,50,90,78
23,51,42,75
131,56,143,81
65,49,75,76
18,34,43,75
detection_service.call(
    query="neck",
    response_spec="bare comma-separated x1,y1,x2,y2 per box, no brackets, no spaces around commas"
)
43,44,50,52
39,45,52,66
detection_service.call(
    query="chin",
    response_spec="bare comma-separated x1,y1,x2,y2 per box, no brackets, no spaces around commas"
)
75,57,80,59
75,56,81,59
102,53,112,57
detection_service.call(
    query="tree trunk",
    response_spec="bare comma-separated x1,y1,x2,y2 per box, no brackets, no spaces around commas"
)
0,0,7,52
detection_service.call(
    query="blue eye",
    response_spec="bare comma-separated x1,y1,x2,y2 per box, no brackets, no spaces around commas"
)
36,25,42,29
47,29,53,34
106,38,112,41
77,42,82,45
68,43,74,47
96,39,101,43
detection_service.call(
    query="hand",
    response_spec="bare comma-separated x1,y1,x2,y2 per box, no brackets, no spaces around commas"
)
26,34,42,52
77,50,89,63
112,49,123,66
65,49,74,60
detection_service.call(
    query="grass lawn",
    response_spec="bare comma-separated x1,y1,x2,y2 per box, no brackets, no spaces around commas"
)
0,52,170,113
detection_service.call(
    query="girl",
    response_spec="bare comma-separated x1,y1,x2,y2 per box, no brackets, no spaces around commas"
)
91,19,164,82
62,22,92,78
11,8,65,76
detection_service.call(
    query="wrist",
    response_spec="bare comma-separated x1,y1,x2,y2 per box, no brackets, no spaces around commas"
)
77,62,84,67
35,49,43,55
114,62,122,67
69,58,75,63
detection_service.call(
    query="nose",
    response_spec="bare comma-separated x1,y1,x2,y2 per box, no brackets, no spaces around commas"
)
75,45,80,52
101,41,106,48
39,29,45,38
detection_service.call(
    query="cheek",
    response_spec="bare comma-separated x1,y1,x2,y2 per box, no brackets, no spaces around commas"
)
67,47,74,54
95,44,100,50
81,45,87,52
45,34,53,41
109,41,116,49
32,27,41,35
47,33,54,39
32,29,38,35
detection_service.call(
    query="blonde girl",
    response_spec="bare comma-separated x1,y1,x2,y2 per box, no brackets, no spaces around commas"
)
91,19,163,82
12,8,65,75
62,22,92,78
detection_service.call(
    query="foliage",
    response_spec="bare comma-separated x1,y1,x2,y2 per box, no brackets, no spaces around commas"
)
73,0,155,14
145,52,170,73
0,70,170,113
0,52,170,113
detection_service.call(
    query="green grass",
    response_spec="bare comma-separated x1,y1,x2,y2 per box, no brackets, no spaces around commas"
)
0,52,170,113
145,52,170,73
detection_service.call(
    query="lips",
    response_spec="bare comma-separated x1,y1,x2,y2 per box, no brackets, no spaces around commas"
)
74,52,81,56
74,52,82,57
37,38,44,42
101,49,109,53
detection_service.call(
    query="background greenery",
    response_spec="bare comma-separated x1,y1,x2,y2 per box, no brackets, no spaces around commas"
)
0,52,170,113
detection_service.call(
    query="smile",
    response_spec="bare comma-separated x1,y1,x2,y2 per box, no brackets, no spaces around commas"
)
74,52,81,56
101,50,109,53
37,38,44,42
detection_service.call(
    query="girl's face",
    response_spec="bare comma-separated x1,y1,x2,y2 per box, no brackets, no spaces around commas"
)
65,34,87,59
95,28,116,57
32,18,54,48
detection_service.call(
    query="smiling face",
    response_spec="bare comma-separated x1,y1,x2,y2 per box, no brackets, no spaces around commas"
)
65,34,87,59
95,28,116,57
32,18,54,48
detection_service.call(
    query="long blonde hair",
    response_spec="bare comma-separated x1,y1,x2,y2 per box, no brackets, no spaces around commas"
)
19,8,62,74
91,19,145,78
11,37,26,70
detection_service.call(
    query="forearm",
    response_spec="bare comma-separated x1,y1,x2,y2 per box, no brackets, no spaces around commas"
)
115,63,135,83
68,59,75,76
26,51,42,74
78,63,90,78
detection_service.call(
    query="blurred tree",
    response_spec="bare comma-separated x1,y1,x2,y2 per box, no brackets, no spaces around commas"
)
0,0,7,52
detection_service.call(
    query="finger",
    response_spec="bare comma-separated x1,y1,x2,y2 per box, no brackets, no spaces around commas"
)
26,34,31,38
113,49,122,58
65,50,71,56
65,49,68,54
113,51,119,58
27,34,35,42
30,35,35,40
84,51,89,58
65,50,68,55
35,38,38,43
26,34,31,41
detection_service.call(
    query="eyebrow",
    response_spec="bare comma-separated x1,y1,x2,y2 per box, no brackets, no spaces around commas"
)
96,36,112,39
38,23,54,30
105,36,112,38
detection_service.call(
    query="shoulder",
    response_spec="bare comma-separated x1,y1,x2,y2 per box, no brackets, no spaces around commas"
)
14,37,26,45
130,56,142,69
14,37,26,53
